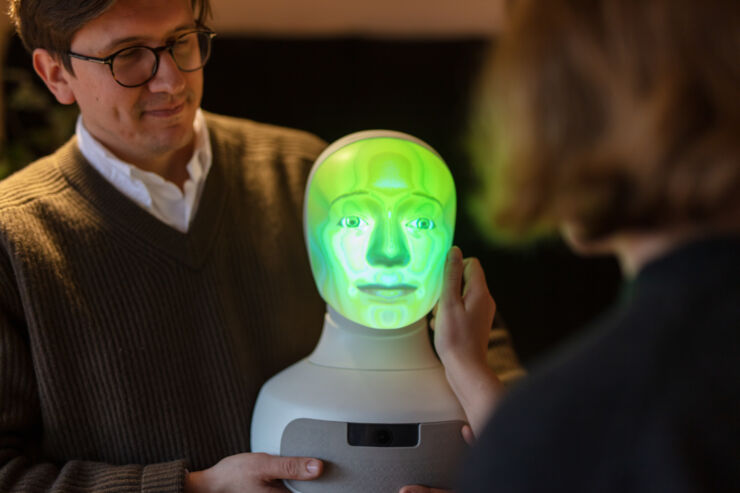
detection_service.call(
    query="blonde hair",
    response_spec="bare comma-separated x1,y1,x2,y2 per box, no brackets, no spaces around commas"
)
470,0,740,241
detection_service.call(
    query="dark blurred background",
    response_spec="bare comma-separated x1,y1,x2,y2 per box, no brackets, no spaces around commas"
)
1,11,622,366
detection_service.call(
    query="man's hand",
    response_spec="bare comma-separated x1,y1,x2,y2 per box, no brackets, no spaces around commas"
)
430,246,503,437
184,452,323,493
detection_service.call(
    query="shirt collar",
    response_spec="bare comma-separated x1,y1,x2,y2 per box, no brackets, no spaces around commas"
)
76,109,211,184
75,109,213,231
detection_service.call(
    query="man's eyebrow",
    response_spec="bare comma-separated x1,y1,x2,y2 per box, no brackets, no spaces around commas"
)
101,35,144,53
102,23,198,53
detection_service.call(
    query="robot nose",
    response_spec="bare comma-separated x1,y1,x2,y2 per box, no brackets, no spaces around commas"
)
366,217,410,267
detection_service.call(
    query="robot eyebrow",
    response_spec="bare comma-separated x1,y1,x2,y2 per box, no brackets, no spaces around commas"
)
411,192,443,207
329,191,369,206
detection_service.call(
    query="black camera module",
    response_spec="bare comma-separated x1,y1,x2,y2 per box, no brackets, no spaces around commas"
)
374,428,392,445
347,423,419,447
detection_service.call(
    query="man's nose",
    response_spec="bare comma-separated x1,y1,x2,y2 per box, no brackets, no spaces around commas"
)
147,51,187,94
366,216,410,267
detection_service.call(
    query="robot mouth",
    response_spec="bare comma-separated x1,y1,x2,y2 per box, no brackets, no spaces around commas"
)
357,284,417,299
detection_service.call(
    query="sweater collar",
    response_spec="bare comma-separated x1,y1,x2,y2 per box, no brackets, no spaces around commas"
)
74,109,213,233
54,119,229,268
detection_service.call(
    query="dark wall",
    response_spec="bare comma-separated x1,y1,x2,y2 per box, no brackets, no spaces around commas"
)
202,37,623,364
3,35,623,365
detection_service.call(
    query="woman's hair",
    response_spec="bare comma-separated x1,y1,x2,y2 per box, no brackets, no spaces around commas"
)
470,0,740,241
8,0,212,73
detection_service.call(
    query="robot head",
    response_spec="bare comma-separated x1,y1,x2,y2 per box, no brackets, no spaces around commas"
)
305,131,456,329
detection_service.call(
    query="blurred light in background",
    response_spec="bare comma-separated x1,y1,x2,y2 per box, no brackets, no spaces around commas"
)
210,0,504,37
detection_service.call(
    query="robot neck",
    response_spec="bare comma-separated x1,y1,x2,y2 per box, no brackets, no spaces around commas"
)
308,305,442,371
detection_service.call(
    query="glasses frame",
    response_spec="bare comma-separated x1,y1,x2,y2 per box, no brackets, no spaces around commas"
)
67,29,217,88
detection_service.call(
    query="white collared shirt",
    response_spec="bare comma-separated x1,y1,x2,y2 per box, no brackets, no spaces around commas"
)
76,109,212,233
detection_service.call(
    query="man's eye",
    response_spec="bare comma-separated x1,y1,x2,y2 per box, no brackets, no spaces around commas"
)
174,37,194,48
338,216,365,228
116,47,145,61
407,218,435,230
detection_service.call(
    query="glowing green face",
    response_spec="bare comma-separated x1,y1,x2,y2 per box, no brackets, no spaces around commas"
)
306,135,456,329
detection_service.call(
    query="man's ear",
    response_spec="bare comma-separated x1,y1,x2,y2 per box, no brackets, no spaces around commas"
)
32,48,77,105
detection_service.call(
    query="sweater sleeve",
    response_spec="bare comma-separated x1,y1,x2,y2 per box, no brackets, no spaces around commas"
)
0,248,188,493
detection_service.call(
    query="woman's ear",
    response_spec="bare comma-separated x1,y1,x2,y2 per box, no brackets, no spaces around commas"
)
32,48,76,105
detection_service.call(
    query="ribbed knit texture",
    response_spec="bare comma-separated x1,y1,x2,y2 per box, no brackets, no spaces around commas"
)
0,113,327,492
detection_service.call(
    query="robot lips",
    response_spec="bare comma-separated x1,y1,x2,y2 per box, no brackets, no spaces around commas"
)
357,283,417,300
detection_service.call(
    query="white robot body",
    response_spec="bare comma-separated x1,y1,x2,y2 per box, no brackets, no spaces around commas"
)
250,308,468,492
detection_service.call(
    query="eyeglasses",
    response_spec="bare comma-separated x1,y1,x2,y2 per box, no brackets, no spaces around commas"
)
67,30,216,88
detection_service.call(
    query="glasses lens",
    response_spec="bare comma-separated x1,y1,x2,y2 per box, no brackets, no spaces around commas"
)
111,47,157,87
172,31,212,72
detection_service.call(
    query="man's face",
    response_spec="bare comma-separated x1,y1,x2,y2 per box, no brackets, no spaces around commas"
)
63,0,203,167
306,137,456,329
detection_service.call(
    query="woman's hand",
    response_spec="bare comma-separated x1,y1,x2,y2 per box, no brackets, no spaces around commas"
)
431,246,503,437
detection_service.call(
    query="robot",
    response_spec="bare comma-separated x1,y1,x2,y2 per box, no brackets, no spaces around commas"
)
250,130,467,493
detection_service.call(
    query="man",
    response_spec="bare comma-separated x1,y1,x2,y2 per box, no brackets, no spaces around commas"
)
1,0,328,491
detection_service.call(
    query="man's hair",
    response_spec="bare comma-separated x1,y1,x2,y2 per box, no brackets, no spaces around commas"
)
8,0,212,73
470,0,740,241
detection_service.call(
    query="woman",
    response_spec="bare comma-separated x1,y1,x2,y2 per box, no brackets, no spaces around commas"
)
406,0,739,491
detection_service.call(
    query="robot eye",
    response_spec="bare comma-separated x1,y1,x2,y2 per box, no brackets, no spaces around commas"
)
407,218,435,230
338,216,365,228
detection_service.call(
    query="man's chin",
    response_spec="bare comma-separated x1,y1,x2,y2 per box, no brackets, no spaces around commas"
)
145,124,195,156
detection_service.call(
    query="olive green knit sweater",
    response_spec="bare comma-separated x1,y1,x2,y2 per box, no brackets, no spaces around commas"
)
0,113,326,492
